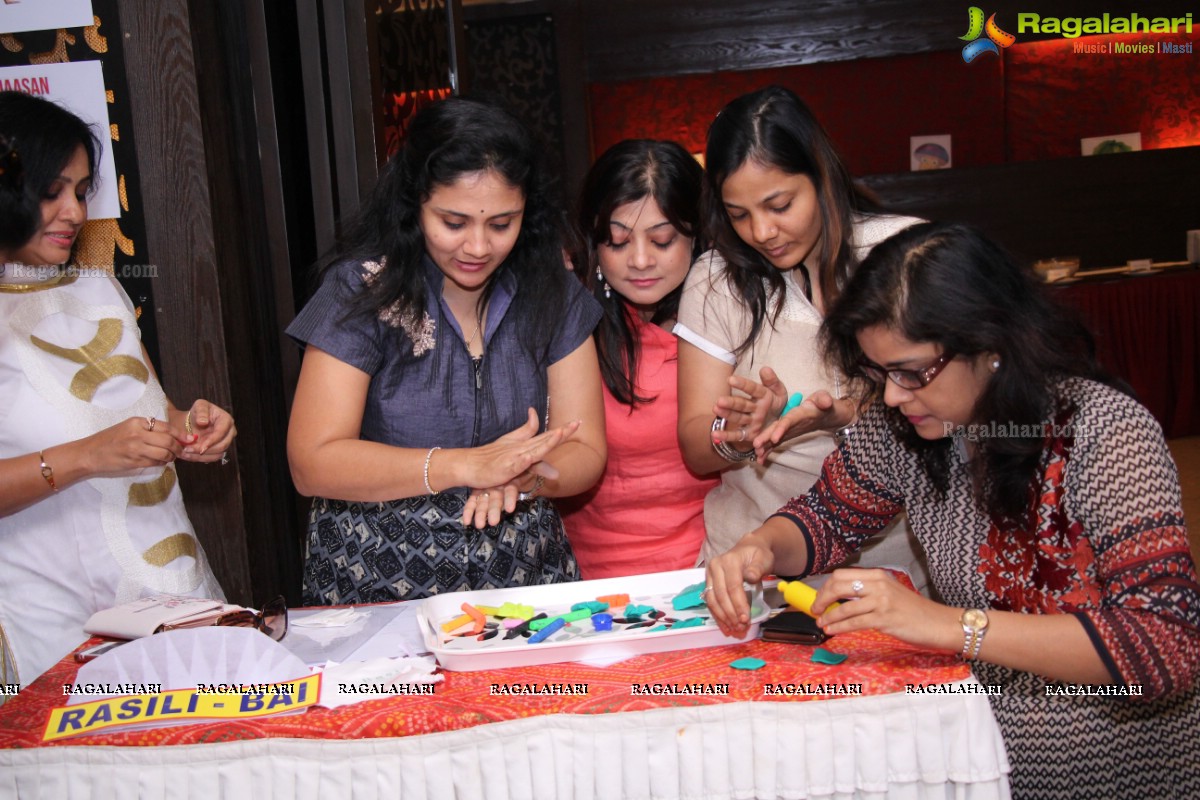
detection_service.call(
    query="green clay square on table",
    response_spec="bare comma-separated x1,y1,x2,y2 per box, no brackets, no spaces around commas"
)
729,657,766,670
811,647,848,665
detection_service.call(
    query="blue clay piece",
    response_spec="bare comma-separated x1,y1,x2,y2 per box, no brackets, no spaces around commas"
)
624,604,654,617
730,657,766,670
527,616,566,644
672,589,706,611
781,392,805,415
591,613,613,631
647,625,669,632
811,647,849,665
671,617,705,629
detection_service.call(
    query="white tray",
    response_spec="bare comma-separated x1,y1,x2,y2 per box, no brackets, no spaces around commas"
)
416,568,767,672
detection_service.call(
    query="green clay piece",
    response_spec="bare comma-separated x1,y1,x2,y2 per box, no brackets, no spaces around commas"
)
781,392,805,415
730,657,766,670
671,582,707,611
495,602,535,620
624,604,654,618
671,617,706,629
647,624,669,632
811,647,848,665
528,608,591,631
570,601,609,614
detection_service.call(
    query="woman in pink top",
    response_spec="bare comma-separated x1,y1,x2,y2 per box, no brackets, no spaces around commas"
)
560,140,719,578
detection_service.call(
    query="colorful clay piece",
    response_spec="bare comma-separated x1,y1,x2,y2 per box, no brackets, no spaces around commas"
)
671,582,707,611
624,604,654,618
647,625,669,632
811,647,848,665
730,657,766,670
461,603,487,635
528,608,591,631
503,613,545,640
595,593,630,607
440,612,473,633
502,617,525,629
527,616,566,644
777,579,839,619
671,617,705,629
781,392,805,415
474,605,503,617
496,602,535,620
591,613,613,631
571,601,609,614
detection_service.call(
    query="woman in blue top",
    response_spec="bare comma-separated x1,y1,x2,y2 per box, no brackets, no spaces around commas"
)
287,96,606,604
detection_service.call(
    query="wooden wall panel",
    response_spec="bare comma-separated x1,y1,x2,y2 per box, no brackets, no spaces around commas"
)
861,145,1200,269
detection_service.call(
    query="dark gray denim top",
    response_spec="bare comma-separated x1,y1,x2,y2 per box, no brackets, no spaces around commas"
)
287,256,601,451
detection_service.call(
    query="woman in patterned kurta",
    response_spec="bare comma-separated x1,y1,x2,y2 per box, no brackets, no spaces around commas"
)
707,222,1199,799
0,93,230,689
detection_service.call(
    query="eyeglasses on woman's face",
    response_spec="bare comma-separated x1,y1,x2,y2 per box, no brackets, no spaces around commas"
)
856,351,956,390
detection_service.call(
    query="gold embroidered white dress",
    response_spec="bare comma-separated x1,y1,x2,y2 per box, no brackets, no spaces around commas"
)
0,272,223,688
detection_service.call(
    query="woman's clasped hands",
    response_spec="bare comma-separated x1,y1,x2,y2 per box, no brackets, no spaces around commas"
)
460,407,580,529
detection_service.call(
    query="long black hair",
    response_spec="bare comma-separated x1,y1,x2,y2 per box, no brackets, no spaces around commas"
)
321,94,570,361
822,221,1124,526
704,85,879,356
575,139,703,406
0,91,100,254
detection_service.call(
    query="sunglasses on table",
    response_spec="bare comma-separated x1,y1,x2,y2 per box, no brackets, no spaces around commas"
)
856,351,956,389
214,596,288,641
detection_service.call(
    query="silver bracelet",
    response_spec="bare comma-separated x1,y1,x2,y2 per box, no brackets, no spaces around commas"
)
518,475,544,502
423,446,441,495
710,417,756,463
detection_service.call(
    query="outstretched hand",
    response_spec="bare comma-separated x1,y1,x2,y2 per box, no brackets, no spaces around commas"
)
753,389,855,460
712,366,789,450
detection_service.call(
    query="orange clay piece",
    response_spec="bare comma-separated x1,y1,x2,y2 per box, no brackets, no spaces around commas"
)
596,593,630,608
462,602,487,635
440,612,473,633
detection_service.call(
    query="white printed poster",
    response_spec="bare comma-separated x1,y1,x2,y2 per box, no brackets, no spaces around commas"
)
0,61,120,219
0,0,93,35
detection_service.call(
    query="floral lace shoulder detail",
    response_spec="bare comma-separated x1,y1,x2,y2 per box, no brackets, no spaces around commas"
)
360,258,436,356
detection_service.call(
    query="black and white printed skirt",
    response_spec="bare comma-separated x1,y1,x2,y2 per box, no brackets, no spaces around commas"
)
301,493,579,605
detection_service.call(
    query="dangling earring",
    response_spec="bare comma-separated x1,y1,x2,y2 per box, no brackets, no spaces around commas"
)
596,264,611,299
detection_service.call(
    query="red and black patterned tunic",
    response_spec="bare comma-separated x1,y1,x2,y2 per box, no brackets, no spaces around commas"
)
775,378,1200,799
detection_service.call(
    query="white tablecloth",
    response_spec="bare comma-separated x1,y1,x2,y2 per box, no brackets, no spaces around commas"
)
0,678,1010,799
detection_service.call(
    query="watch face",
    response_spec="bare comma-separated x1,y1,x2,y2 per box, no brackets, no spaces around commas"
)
962,609,988,630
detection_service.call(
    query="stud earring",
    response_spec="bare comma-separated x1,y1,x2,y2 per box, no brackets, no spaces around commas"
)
991,358,1001,371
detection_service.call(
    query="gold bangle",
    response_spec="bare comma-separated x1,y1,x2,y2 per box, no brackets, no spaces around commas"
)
38,451,58,492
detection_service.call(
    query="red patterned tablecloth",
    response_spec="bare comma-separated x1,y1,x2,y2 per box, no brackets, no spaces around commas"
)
0,628,968,750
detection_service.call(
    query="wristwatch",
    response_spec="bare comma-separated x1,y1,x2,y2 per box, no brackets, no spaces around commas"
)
960,608,989,660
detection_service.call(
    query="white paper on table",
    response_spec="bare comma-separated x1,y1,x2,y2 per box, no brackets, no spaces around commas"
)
69,627,310,704
316,656,443,709
280,603,426,667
